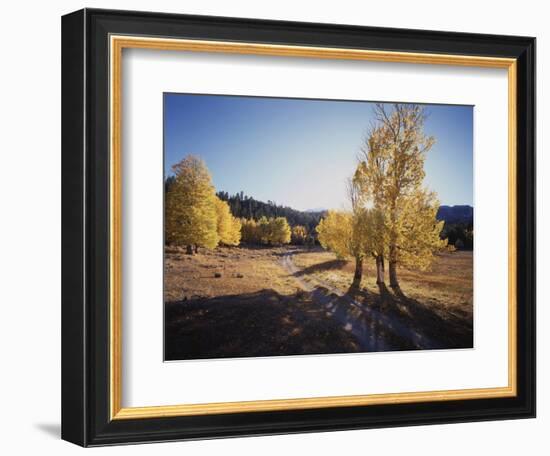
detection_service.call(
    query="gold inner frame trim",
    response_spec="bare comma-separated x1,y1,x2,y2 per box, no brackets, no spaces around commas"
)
109,35,518,421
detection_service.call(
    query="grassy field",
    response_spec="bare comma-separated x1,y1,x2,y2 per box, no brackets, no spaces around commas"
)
291,248,473,322
164,245,473,360
164,245,300,301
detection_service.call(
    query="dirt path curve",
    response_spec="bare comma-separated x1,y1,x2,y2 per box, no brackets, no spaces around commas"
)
280,252,436,351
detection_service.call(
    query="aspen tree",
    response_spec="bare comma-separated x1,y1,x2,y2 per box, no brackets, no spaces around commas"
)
316,210,354,261
271,217,292,245
240,218,259,244
291,225,308,245
165,155,219,253
355,103,446,287
214,197,242,246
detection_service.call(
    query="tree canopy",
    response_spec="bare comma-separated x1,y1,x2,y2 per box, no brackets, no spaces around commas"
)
214,197,242,246
353,103,447,286
241,216,291,246
165,155,241,252
165,155,219,250
316,210,355,260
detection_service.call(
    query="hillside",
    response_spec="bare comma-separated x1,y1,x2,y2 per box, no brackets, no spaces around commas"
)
216,191,325,232
437,205,474,225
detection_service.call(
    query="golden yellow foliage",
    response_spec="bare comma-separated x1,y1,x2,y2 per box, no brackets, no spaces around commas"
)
354,103,444,285
240,218,259,244
316,204,387,285
165,155,218,250
317,208,385,259
316,210,354,260
229,216,242,246
240,216,291,245
396,189,448,270
291,225,308,245
214,197,241,246
271,217,292,245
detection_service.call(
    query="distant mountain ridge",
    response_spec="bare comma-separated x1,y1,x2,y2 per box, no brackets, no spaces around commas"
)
437,205,473,225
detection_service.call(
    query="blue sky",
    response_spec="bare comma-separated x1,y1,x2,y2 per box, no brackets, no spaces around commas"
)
164,94,473,211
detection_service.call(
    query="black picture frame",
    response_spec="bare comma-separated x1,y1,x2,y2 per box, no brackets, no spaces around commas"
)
62,8,535,447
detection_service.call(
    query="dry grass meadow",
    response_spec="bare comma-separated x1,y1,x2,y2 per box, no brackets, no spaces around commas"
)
164,245,473,360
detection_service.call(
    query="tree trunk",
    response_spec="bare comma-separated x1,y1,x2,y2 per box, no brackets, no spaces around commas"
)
388,242,399,287
186,245,194,255
353,256,363,286
376,255,385,284
389,260,399,288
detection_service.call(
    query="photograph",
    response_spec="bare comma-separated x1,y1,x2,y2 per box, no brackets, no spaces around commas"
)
57,5,536,447
163,94,474,361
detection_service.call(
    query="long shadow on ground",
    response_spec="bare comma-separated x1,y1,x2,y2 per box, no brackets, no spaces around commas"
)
292,259,348,277
346,284,473,350
165,285,473,361
388,284,473,349
165,288,362,361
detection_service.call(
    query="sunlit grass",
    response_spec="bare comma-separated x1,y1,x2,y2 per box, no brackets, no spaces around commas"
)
292,248,473,319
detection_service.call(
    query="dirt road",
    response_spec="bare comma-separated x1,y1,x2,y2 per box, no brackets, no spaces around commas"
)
280,252,437,351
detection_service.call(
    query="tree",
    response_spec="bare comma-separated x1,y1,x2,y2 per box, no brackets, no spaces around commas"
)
214,197,242,246
291,225,308,245
241,218,259,244
214,197,232,244
270,217,292,245
317,207,385,287
240,216,291,246
316,210,354,261
165,155,218,254
316,180,375,287
355,103,445,287
346,178,369,285
229,216,242,246
216,191,324,234
316,211,367,286
362,207,386,285
395,188,447,271
257,216,271,245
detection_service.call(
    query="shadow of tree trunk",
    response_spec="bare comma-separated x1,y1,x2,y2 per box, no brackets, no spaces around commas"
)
387,285,473,348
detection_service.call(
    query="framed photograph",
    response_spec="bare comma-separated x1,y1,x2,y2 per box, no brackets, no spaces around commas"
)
62,8,535,446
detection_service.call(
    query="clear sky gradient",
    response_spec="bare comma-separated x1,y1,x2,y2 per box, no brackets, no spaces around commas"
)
164,94,473,211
